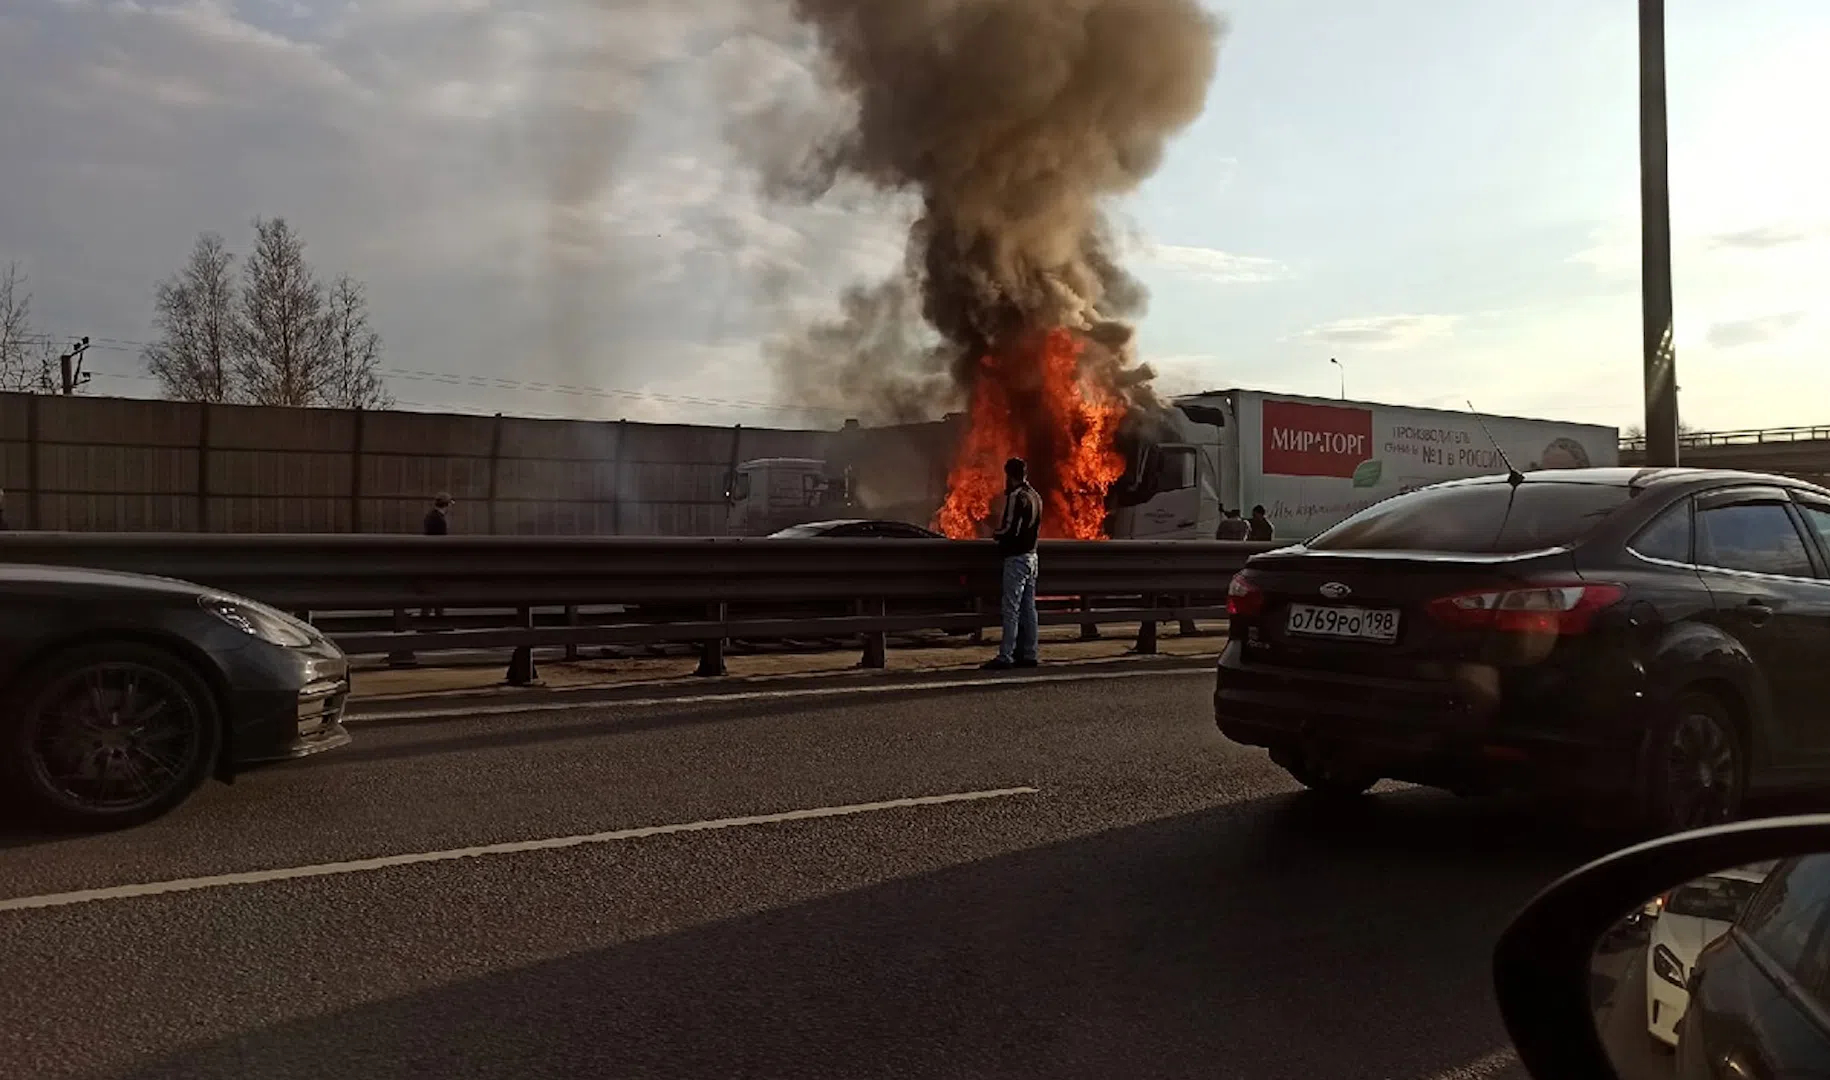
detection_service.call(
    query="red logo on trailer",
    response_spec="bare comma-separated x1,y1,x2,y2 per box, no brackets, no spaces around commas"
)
1261,400,1374,478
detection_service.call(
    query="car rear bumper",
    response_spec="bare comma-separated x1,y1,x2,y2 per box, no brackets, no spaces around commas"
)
1214,643,1641,795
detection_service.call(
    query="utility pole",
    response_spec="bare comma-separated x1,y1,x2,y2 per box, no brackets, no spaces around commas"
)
58,336,92,395
1639,0,1679,466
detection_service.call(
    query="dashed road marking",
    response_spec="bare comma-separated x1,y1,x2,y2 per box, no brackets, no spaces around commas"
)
0,786,1040,913
351,664,1211,723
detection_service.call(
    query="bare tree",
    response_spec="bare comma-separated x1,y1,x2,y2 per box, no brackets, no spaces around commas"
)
1623,420,1698,443
0,262,42,392
321,274,393,410
143,233,241,402
235,217,331,407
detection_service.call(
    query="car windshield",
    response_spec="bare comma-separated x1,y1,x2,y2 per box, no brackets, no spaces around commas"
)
1665,876,1765,922
768,525,826,538
1306,481,1638,554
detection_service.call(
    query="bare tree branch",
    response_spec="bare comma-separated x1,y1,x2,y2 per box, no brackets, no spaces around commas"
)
144,233,241,402
322,274,393,410
0,263,43,393
236,217,332,407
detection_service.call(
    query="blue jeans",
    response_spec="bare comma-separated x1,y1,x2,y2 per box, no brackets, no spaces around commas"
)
999,553,1040,662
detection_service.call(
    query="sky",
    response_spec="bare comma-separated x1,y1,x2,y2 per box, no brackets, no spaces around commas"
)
0,0,1826,434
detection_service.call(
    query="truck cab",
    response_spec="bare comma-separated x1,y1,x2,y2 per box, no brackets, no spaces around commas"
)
726,457,849,536
1107,396,1237,540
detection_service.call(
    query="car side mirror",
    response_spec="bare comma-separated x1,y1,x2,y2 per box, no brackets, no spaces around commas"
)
1494,815,1830,1079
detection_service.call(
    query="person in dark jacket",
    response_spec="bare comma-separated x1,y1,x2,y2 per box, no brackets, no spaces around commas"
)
423,493,452,536
1215,507,1249,540
1247,504,1275,541
984,457,1042,670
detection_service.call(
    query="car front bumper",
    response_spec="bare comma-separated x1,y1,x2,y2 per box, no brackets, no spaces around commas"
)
222,643,353,769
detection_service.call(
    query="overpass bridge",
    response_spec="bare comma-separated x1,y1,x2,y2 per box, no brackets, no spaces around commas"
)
1618,424,1830,485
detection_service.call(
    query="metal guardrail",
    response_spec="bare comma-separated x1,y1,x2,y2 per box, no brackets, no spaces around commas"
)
0,534,1272,679
1620,425,1830,451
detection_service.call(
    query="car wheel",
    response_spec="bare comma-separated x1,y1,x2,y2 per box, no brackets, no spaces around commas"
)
1,642,222,831
1644,689,1745,835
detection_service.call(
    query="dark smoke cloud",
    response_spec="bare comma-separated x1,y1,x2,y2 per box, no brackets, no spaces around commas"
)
743,0,1224,418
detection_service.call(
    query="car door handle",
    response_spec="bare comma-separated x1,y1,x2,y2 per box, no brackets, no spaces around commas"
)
1746,599,1774,626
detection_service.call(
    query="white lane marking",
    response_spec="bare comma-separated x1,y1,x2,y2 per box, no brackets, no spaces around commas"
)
0,787,1040,914
351,664,1211,723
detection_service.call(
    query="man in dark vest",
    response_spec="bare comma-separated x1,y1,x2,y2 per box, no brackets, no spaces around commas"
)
423,493,452,536
1247,504,1275,542
984,457,1042,670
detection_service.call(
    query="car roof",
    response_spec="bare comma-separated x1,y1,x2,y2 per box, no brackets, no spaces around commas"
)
1430,467,1830,497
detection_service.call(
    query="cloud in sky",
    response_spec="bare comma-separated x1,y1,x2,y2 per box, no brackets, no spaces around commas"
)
1143,244,1288,284
1297,314,1457,351
2,0,1828,435
1705,311,1807,349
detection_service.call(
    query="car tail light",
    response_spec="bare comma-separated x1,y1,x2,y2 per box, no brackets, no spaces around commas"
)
1425,582,1625,635
1227,572,1264,617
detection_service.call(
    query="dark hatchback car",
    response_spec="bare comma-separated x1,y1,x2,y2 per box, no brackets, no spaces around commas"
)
0,564,351,830
769,519,945,539
1675,852,1830,1078
1215,467,1830,831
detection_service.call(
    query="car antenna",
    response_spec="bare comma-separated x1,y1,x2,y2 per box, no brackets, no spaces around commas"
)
1466,400,1526,488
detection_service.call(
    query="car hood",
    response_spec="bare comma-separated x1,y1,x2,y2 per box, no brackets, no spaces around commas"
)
0,562,224,599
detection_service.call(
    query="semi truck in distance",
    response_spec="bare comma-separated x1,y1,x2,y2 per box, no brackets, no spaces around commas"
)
726,391,1620,542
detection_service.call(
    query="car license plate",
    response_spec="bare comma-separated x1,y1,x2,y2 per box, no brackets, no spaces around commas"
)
1285,603,1400,643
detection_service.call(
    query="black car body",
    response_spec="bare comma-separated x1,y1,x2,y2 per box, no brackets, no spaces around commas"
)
0,564,351,829
1675,853,1830,1078
769,519,945,539
1214,468,1830,829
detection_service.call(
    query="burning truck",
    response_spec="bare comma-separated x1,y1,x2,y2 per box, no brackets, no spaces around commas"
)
727,388,1619,542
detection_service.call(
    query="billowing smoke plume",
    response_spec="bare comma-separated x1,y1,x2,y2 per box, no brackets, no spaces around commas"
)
747,0,1225,420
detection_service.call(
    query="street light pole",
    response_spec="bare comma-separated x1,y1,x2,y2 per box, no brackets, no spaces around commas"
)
1330,357,1344,400
1639,0,1679,466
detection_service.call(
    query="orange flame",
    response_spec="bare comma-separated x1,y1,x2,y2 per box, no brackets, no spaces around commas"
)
934,327,1128,540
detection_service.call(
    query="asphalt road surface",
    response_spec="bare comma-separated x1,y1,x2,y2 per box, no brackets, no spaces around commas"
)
1,667,1640,1080
1593,939,1676,1080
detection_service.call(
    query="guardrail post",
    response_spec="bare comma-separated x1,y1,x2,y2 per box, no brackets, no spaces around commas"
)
860,599,887,669
1133,597,1159,655
505,606,540,686
1179,595,1200,637
970,597,985,644
696,602,727,677
386,607,418,668
564,605,580,661
1080,596,1100,640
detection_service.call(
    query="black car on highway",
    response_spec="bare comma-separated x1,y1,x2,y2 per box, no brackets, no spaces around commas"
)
769,519,944,539
0,565,351,830
1215,467,1830,831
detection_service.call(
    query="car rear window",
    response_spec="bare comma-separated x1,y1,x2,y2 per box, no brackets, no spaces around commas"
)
1666,876,1764,921
1306,482,1638,554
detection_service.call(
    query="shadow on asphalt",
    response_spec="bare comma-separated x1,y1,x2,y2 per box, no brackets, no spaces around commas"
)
113,790,1614,1080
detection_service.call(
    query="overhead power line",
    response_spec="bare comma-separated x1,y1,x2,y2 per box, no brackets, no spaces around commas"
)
38,330,849,419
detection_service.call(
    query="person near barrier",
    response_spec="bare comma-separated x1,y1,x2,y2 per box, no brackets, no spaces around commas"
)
983,457,1042,671
1215,507,1249,540
1247,504,1275,542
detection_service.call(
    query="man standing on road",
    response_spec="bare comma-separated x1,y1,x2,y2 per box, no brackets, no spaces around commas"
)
423,493,453,536
1215,507,1249,540
984,457,1042,671
1247,504,1275,542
